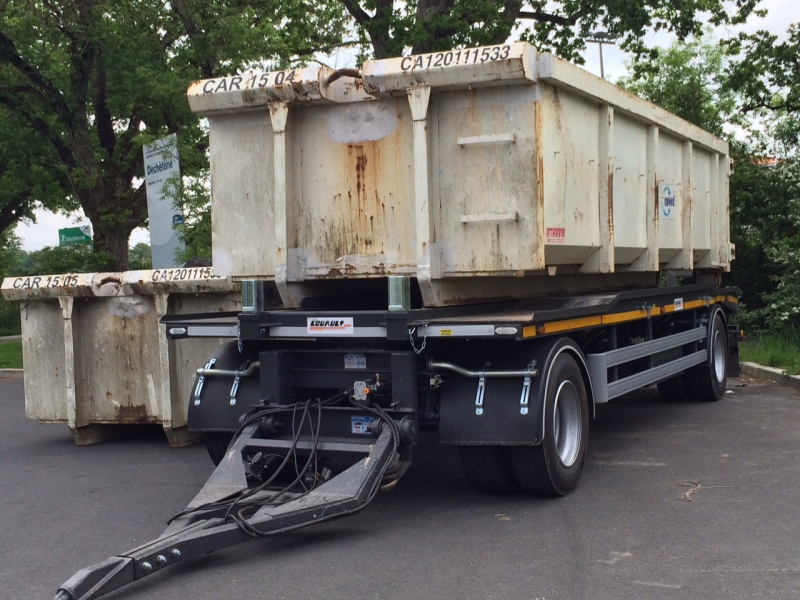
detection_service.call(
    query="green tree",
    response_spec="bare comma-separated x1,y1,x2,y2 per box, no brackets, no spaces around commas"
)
128,242,153,271
0,104,75,234
0,0,347,270
340,0,760,60
721,22,800,328
0,231,25,335
616,32,739,136
12,244,115,276
615,29,800,324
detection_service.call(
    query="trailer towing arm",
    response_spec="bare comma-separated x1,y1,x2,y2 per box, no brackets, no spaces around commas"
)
54,424,397,600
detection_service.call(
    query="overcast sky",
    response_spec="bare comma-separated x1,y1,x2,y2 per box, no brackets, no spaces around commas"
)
14,0,800,252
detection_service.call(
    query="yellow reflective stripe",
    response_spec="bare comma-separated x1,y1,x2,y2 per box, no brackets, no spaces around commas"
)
683,299,707,310
542,315,602,334
602,309,649,324
521,295,736,339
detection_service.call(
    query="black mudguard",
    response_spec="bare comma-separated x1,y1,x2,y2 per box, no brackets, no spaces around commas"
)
438,337,592,445
188,341,259,432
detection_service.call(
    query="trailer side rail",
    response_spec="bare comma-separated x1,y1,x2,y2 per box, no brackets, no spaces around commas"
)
587,326,707,403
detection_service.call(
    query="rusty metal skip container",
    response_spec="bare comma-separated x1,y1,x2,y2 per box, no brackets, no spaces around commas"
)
188,43,732,308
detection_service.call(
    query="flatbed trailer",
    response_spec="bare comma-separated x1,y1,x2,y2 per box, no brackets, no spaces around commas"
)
54,41,741,599
55,280,739,600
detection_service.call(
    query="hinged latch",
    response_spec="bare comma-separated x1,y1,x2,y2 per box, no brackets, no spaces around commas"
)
230,360,251,406
475,376,486,415
520,360,536,415
194,358,216,406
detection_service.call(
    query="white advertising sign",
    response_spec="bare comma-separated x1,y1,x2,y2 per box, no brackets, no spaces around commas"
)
143,134,185,268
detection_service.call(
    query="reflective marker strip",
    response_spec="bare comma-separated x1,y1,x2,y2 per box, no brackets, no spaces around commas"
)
418,325,495,337
270,326,387,338
187,325,239,337
522,296,737,338
542,315,602,334
601,309,650,324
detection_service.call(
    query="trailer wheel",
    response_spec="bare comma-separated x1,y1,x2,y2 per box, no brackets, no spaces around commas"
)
205,432,234,466
686,311,729,401
458,446,519,494
509,353,588,496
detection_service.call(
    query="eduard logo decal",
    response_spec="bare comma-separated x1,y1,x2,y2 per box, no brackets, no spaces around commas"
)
307,317,354,335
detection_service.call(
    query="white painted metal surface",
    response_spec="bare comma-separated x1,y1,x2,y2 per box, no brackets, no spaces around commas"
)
1,270,241,446
188,42,732,307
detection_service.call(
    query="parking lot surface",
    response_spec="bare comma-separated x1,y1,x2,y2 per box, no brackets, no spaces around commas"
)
1,375,798,600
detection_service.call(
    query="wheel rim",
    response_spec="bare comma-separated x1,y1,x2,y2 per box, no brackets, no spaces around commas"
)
713,326,726,382
553,380,581,467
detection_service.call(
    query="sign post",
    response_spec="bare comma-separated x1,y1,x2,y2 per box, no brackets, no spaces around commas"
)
143,134,185,268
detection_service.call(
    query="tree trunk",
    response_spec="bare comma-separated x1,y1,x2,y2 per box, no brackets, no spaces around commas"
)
80,173,147,272
93,222,136,272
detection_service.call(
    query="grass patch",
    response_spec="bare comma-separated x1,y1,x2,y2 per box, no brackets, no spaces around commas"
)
740,330,800,375
0,341,23,369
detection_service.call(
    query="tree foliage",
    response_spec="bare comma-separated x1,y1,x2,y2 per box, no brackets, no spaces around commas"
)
0,104,75,234
722,23,800,329
616,32,739,137
0,0,347,269
622,25,800,331
340,0,761,60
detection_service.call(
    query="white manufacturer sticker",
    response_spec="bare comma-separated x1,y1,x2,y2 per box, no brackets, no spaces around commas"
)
307,317,354,335
345,354,367,369
674,298,684,311
661,184,677,220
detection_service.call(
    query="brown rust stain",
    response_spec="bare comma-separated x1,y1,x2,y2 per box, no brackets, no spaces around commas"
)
607,169,615,237
534,100,546,266
307,98,413,268
653,173,660,221
116,404,152,424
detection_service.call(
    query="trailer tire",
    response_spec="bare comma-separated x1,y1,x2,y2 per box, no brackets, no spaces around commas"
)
508,353,588,496
205,432,234,466
458,446,519,494
686,311,728,401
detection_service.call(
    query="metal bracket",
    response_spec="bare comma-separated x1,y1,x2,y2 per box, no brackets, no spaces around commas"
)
230,361,250,406
194,358,216,406
519,361,536,415
353,381,368,403
475,376,486,415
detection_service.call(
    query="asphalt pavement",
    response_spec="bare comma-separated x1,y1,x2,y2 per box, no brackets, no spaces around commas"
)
1,374,799,600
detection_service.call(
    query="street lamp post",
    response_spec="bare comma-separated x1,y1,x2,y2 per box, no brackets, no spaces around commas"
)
584,31,617,80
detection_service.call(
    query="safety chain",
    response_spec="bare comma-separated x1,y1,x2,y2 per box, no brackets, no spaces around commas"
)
408,326,427,355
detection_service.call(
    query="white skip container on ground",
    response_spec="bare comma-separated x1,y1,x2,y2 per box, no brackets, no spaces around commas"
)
1,269,241,446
